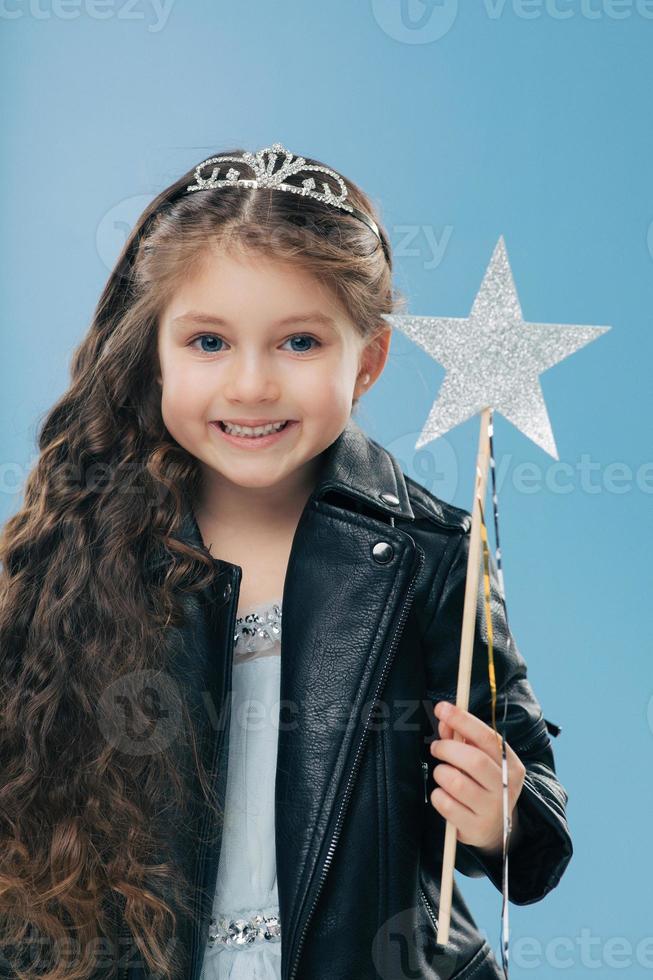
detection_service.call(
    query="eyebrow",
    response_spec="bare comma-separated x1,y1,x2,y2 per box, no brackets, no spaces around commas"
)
171,311,338,331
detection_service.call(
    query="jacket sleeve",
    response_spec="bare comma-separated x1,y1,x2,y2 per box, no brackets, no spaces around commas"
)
421,527,573,906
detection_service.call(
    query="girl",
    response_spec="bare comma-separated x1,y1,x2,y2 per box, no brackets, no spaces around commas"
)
0,143,573,980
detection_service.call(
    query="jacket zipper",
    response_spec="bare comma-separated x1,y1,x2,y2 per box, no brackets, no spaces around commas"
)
419,885,439,930
421,759,429,803
288,544,425,980
187,567,240,979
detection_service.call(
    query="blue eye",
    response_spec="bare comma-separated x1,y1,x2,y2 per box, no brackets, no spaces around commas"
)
198,335,225,353
281,334,321,354
189,334,321,355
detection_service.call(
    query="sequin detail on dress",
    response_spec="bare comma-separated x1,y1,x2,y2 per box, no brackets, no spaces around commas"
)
233,602,282,653
207,908,281,949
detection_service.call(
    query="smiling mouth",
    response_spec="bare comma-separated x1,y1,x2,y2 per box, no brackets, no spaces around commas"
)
216,420,294,438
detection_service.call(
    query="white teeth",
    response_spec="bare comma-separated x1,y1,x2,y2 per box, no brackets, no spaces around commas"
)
222,420,288,437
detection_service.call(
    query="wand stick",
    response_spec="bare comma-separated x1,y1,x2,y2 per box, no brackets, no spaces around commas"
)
436,406,491,945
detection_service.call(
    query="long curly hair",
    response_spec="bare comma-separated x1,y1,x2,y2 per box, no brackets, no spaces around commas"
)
0,146,405,979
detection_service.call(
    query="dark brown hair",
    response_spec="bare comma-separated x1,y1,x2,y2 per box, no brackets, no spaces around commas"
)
0,147,406,978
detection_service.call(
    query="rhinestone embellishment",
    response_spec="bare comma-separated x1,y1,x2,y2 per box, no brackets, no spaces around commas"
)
187,142,354,213
184,142,385,253
233,603,282,652
208,909,281,948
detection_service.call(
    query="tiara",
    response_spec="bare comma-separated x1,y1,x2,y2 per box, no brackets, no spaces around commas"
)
185,142,387,258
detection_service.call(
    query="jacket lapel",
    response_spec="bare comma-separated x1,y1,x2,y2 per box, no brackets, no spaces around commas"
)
307,417,414,521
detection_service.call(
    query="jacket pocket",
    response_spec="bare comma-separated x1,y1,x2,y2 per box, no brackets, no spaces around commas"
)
375,728,389,931
450,941,499,980
421,733,435,806
418,877,438,932
421,755,429,804
416,877,498,980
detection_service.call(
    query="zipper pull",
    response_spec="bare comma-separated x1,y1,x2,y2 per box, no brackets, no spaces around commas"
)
421,759,429,803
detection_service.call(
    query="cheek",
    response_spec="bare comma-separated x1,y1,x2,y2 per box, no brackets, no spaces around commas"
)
294,359,357,414
300,382,349,421
159,371,211,438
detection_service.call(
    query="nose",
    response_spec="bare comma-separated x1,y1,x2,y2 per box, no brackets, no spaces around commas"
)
221,351,281,404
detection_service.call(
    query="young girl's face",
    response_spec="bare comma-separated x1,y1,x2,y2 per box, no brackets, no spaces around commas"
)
156,246,385,494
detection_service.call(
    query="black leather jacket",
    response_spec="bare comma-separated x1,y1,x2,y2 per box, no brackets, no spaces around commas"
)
2,418,573,980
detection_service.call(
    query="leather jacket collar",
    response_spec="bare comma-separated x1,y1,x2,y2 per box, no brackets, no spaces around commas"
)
301,416,415,521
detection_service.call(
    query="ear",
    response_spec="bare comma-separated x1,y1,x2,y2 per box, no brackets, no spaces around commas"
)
354,323,392,398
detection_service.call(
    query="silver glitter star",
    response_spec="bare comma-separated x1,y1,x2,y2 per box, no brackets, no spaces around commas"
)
384,236,610,459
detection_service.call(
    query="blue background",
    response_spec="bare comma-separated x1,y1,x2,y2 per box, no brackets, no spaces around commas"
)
1,2,650,976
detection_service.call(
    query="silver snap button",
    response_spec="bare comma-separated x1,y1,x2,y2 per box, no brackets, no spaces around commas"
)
372,541,394,564
379,492,399,506
222,582,232,601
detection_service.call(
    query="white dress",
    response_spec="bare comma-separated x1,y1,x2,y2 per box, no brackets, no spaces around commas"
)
199,598,283,980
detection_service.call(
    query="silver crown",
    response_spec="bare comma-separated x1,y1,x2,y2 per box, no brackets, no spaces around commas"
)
186,141,385,252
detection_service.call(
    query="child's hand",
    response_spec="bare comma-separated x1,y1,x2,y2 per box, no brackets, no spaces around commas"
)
429,700,526,856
